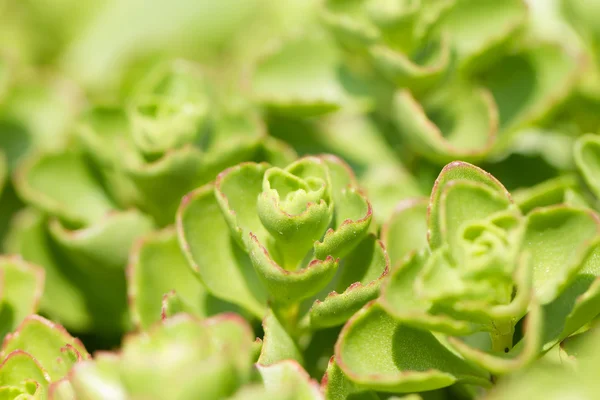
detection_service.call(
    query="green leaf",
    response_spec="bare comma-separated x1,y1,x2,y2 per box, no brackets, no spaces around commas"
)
392,86,498,163
68,354,127,400
540,242,600,350
0,351,48,395
513,175,587,214
48,210,154,272
522,206,600,304
447,300,543,375
1,315,89,381
369,36,450,94
380,250,477,336
474,42,582,143
428,161,511,250
127,228,209,330
438,0,527,72
0,257,44,339
252,34,346,117
4,209,126,334
177,184,267,318
574,133,600,199
256,361,323,400
15,151,116,227
335,301,490,392
438,180,513,260
382,198,429,267
248,233,338,304
309,234,389,329
321,357,380,400
258,309,303,366
214,162,270,251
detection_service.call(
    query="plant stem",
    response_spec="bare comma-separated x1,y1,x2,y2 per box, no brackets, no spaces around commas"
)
490,319,515,353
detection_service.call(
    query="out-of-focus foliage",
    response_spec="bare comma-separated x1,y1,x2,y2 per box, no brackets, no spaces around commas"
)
2,0,600,399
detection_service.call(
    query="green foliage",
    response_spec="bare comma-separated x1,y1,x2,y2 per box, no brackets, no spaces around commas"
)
3,0,600,399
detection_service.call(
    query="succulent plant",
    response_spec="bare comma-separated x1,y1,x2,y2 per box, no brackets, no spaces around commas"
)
59,312,322,400
4,60,296,338
330,161,600,396
176,155,388,334
0,315,89,399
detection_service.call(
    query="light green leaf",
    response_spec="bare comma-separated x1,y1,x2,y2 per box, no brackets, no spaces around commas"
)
309,234,389,329
382,198,428,267
447,300,543,375
127,228,209,330
522,206,600,304
574,133,600,199
1,315,89,381
258,309,303,366
321,358,380,400
428,161,511,250
393,86,498,163
252,34,346,117
257,361,323,400
335,301,490,392
0,351,49,395
248,233,338,304
15,151,116,227
177,184,267,318
0,257,44,339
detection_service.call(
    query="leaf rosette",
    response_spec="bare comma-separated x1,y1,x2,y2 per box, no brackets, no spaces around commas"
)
178,154,388,332
333,161,600,394
6,59,296,338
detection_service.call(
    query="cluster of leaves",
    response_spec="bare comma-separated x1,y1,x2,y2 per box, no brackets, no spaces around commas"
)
3,0,600,399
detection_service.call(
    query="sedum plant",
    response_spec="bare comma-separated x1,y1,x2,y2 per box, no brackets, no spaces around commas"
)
4,60,296,338
331,161,600,396
58,312,322,400
175,155,388,336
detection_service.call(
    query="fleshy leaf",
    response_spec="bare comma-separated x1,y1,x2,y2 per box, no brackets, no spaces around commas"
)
313,188,372,260
1,315,89,381
321,357,379,400
513,175,586,214
4,209,123,334
380,251,477,336
438,0,527,72
177,184,267,318
474,42,582,144
127,228,209,329
522,205,600,304
574,133,600,199
214,162,270,251
68,354,127,400
392,86,498,163
0,257,44,339
335,301,490,393
248,233,338,304
15,151,116,227
428,161,511,250
256,361,323,400
252,34,346,117
447,300,543,375
258,309,303,366
48,210,154,272
309,234,389,329
540,242,600,350
0,351,49,395
381,198,428,266
370,35,450,94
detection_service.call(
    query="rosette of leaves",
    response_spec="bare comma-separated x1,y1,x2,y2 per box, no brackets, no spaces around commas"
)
58,312,322,400
331,161,600,396
177,155,388,358
0,314,90,399
5,59,296,338
322,0,583,164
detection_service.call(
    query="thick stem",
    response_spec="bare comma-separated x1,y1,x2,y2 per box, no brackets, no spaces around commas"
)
490,319,515,353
